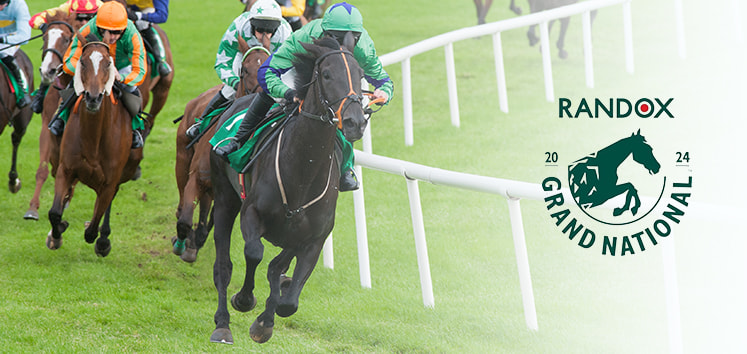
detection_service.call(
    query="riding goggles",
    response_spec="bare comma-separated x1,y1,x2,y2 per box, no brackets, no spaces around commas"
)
98,28,124,36
76,13,95,22
324,30,361,47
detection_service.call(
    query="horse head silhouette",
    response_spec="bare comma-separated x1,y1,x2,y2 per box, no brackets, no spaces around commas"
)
568,130,660,217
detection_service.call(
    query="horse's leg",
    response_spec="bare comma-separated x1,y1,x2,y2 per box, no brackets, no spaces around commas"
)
210,173,242,344
509,0,522,15
84,186,117,246
612,182,637,216
25,129,52,220
231,207,264,314
95,204,113,257
552,16,570,59
250,248,294,344
47,169,72,250
276,239,325,318
174,175,199,257
8,113,28,194
527,24,539,47
184,192,213,262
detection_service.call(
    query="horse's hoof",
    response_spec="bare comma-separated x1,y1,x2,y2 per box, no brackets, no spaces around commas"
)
131,165,142,181
209,328,234,345
613,208,624,216
631,207,639,215
231,293,257,312
558,50,568,59
180,247,198,263
250,320,273,344
171,236,185,256
84,222,97,244
276,301,298,318
8,178,21,193
46,231,62,250
24,209,39,220
95,239,111,257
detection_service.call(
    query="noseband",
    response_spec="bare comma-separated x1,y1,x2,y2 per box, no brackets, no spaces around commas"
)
298,49,364,129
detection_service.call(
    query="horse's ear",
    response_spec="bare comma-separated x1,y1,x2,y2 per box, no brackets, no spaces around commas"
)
342,31,356,52
300,41,321,58
237,33,250,55
636,129,641,136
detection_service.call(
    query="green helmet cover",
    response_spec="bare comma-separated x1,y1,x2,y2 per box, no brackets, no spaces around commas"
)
321,2,363,32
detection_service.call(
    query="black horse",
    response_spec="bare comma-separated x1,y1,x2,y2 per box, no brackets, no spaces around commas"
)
512,0,598,59
208,33,368,344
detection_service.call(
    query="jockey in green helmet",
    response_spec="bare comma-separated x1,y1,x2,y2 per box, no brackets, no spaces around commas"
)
214,2,393,192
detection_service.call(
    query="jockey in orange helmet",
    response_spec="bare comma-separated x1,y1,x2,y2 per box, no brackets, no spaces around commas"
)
29,0,104,113
48,1,147,149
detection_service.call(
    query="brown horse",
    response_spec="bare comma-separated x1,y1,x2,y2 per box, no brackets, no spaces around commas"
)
25,12,77,220
47,36,143,257
0,48,34,195
173,35,269,262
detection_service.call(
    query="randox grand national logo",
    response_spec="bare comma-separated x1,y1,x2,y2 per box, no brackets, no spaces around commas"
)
541,130,693,256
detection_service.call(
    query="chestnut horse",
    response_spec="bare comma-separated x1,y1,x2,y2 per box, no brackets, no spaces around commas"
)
25,12,76,220
208,34,367,344
173,35,270,262
47,37,143,257
0,48,34,195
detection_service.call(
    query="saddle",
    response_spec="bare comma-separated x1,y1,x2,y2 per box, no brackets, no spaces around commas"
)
210,103,291,173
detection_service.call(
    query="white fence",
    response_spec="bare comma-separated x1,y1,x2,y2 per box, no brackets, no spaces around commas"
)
377,0,634,146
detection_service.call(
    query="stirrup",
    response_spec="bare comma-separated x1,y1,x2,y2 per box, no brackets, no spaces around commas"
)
186,121,201,140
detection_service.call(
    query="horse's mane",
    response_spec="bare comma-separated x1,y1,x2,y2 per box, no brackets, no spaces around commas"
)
46,10,74,24
293,36,344,99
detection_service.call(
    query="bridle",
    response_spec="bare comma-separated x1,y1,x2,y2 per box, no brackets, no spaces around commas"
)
239,46,270,96
297,48,364,130
41,21,75,65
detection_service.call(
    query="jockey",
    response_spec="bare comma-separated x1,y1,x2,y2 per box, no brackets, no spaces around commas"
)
0,0,31,108
123,0,171,76
29,0,103,114
215,2,393,191
48,1,146,149
29,0,102,31
185,0,292,140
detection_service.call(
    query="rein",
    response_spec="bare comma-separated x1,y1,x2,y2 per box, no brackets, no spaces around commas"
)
274,126,334,218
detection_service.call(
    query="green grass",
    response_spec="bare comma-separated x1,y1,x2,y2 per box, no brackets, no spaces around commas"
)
1,0,744,352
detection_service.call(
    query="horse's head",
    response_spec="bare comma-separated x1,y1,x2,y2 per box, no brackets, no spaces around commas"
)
39,13,75,85
73,34,118,113
629,130,661,174
237,34,270,97
296,33,367,142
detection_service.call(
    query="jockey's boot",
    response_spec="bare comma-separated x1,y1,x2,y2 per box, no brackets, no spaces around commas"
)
141,26,171,76
48,85,77,136
1,55,31,108
186,91,229,140
339,169,359,192
117,82,146,150
31,83,49,114
214,92,275,161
